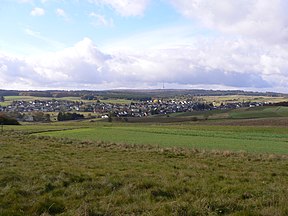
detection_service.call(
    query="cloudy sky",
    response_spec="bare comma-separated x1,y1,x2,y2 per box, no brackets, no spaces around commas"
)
1,0,288,92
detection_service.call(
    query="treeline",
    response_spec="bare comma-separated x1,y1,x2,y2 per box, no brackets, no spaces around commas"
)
57,112,84,121
19,91,81,98
90,89,287,99
0,89,287,100
266,101,288,106
0,90,19,97
2,112,51,123
0,111,86,123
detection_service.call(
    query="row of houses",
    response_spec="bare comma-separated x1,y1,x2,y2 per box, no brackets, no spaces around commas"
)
0,98,265,118
0,100,85,113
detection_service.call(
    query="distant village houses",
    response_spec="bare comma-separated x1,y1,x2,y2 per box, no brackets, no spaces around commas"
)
0,98,266,121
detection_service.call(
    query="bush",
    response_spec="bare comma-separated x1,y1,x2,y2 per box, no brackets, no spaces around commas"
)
0,113,20,125
57,112,84,121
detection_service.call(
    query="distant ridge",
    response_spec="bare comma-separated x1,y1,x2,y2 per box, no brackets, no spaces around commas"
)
0,89,287,99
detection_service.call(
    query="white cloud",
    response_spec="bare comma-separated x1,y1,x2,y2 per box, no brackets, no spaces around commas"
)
170,0,288,44
89,0,150,16
18,0,49,3
18,0,33,3
56,8,65,17
24,38,112,85
89,12,114,27
101,25,200,54
24,28,65,50
25,28,40,37
55,8,69,21
3,0,287,92
30,7,45,16
1,37,288,91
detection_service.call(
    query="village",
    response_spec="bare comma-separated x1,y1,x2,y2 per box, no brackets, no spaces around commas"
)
0,97,266,121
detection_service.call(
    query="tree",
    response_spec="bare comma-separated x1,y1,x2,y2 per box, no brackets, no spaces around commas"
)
57,112,84,121
81,94,97,100
108,112,113,122
57,112,64,121
0,113,20,125
32,112,51,122
0,96,4,102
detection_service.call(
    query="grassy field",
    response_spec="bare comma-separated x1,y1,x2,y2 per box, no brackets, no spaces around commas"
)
99,99,134,104
1,112,288,215
199,95,288,105
229,106,288,119
3,109,288,154
35,123,288,154
1,129,288,215
167,106,288,121
3,96,57,102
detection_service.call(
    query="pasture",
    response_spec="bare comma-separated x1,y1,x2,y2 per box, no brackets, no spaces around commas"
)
167,106,288,121
1,110,288,215
199,95,288,105
37,123,288,154
1,127,288,215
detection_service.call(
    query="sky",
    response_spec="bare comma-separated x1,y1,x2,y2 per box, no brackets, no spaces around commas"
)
1,0,288,92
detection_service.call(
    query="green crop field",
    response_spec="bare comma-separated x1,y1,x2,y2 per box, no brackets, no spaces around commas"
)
100,99,134,104
36,123,288,154
229,106,288,119
164,106,288,122
199,95,288,105
0,101,10,106
0,96,37,106
4,96,50,102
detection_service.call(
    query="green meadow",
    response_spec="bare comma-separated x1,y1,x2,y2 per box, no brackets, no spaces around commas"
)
37,123,288,154
169,106,288,120
199,95,288,105
1,107,288,215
